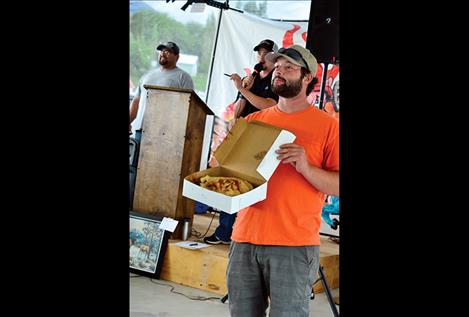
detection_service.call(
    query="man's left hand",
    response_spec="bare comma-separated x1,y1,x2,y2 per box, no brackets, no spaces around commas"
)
276,143,309,174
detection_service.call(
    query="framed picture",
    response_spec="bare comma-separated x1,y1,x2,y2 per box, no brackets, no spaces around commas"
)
319,196,340,238
129,211,170,279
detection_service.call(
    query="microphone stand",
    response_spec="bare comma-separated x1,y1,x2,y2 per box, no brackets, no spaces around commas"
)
318,62,329,110
181,0,244,13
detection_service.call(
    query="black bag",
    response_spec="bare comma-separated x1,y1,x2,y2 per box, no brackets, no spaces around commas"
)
129,137,140,209
129,137,139,166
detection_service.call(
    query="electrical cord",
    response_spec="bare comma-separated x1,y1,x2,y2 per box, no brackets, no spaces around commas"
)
312,276,321,286
191,209,217,239
150,279,221,301
191,227,202,238
131,211,221,301
130,274,221,301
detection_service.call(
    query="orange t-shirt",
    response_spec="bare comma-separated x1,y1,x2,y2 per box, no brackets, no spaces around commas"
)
231,105,339,246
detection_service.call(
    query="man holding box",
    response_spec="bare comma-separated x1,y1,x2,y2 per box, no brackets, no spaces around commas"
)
226,45,339,317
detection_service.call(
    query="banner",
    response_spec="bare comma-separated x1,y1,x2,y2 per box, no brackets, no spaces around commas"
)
206,11,339,167
206,10,309,119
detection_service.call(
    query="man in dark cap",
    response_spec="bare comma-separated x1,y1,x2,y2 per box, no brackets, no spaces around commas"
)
229,39,279,122
129,41,194,135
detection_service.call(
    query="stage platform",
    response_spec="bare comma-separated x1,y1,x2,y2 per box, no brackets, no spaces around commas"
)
160,212,339,295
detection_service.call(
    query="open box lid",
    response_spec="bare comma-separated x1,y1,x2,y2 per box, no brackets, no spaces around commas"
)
214,118,296,183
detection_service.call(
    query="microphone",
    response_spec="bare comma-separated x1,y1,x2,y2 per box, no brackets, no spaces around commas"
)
242,63,263,88
241,63,264,89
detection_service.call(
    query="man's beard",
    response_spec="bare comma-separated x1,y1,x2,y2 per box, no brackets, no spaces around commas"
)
159,57,167,66
272,76,302,98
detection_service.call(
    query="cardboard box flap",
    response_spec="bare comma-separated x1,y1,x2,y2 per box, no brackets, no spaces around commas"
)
257,129,296,180
214,119,295,182
213,118,248,165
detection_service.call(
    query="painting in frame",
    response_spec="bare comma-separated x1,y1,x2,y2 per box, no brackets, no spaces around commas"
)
129,211,170,279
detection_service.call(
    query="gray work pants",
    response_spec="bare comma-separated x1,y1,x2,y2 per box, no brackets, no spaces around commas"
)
227,242,320,317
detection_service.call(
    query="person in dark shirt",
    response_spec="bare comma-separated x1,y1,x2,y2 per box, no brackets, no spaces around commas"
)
204,39,279,245
229,39,279,128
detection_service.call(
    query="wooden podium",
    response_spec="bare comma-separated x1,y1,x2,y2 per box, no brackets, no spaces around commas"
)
133,85,214,239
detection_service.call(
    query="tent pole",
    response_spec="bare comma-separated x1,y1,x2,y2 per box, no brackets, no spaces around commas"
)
204,8,223,105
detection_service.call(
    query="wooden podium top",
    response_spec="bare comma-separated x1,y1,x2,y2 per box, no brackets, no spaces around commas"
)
143,85,214,116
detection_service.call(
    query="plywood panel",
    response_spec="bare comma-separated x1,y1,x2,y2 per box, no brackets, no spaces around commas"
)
313,254,340,293
160,241,228,295
175,95,210,222
133,89,190,217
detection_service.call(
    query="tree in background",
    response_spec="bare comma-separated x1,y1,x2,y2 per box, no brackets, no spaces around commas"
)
130,10,217,93
242,0,267,18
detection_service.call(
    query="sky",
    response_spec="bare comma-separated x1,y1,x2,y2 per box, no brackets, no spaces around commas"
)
129,1,312,24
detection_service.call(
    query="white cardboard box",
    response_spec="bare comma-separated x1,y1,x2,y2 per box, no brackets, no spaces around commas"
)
182,118,296,214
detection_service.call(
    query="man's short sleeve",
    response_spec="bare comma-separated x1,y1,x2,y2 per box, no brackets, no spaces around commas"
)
181,72,194,90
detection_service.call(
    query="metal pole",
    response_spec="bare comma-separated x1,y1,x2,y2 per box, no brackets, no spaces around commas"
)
318,62,328,110
220,293,228,303
319,266,340,317
204,8,223,104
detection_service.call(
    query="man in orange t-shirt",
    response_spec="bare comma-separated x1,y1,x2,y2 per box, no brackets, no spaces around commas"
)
226,45,339,317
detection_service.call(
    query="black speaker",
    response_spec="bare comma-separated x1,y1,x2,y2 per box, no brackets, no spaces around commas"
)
306,0,339,64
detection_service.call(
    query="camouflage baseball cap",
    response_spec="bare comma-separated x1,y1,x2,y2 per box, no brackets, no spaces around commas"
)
265,44,318,77
156,41,180,55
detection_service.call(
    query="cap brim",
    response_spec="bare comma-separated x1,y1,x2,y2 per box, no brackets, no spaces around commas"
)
156,44,178,54
265,52,305,68
253,44,272,51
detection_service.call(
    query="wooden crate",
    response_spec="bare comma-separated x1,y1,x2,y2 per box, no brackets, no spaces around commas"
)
160,241,229,294
160,214,339,295
133,86,213,238
160,238,339,296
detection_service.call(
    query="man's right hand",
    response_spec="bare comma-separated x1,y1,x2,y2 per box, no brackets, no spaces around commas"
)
229,74,243,91
242,76,255,89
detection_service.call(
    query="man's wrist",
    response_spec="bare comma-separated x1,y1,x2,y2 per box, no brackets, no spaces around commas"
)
239,87,248,96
